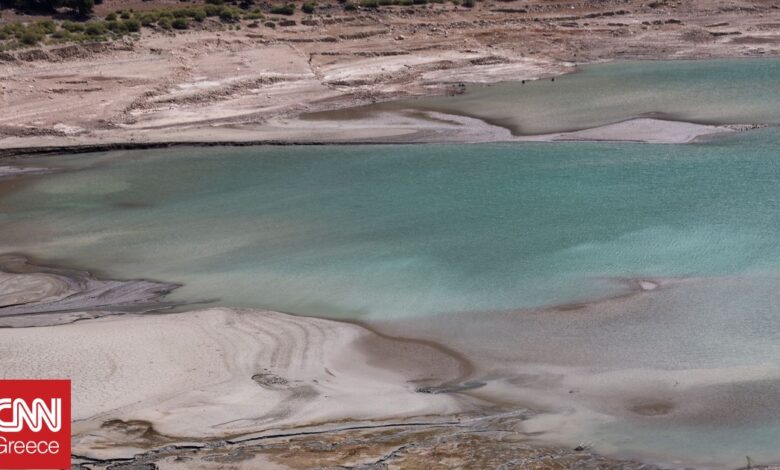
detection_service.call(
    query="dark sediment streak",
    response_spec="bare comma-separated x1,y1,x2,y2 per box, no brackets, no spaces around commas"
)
0,140,419,160
0,254,180,327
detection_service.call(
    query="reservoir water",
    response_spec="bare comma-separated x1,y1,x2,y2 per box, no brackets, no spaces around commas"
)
4,130,780,321
310,58,780,135
3,59,780,468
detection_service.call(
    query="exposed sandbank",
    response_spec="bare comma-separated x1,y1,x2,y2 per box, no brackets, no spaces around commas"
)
0,164,49,178
0,306,473,460
0,263,671,470
4,255,780,468
0,114,746,160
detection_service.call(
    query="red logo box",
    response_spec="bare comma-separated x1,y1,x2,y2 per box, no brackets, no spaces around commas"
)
0,380,70,469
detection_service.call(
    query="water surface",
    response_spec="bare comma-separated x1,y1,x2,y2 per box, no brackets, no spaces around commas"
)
308,59,780,135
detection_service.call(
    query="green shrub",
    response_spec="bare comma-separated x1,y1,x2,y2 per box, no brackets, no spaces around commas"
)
120,10,131,19
37,20,57,34
269,3,294,14
106,12,117,20
171,17,188,29
360,0,378,7
84,21,107,36
51,29,71,40
61,20,83,32
190,8,207,21
218,9,236,21
462,0,475,6
204,4,224,16
302,1,315,13
243,10,263,19
123,18,141,32
344,0,356,9
172,8,188,17
106,20,127,33
19,30,43,45
138,13,157,26
157,17,172,29
264,21,276,28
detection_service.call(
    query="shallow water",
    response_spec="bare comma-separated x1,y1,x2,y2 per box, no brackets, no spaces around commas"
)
4,130,780,322
308,58,780,135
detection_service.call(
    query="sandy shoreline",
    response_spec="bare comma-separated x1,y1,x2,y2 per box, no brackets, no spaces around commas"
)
0,117,748,162
4,254,780,468
0,257,665,468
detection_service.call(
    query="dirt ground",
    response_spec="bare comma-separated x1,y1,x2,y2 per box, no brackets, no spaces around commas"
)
1,0,779,149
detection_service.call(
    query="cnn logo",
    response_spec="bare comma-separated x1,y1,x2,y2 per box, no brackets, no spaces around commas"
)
0,380,70,469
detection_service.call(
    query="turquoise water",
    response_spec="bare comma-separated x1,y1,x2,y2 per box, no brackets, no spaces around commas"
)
2,129,780,320
310,59,780,134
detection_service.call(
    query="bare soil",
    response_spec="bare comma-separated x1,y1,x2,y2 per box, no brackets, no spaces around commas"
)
1,0,779,149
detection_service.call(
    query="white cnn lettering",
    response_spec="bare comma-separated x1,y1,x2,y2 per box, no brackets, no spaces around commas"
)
0,398,61,433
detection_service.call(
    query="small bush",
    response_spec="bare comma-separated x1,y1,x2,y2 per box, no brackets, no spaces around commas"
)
302,1,315,13
171,17,188,29
462,0,475,6
243,10,264,19
19,30,43,45
123,18,141,32
264,21,276,28
106,12,117,21
204,4,224,16
360,0,378,7
62,21,85,32
269,3,294,14
190,8,207,21
37,20,57,34
84,21,107,36
138,13,157,26
219,9,237,21
344,0,356,9
106,20,127,33
120,11,131,19
157,17,172,29
51,29,71,40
